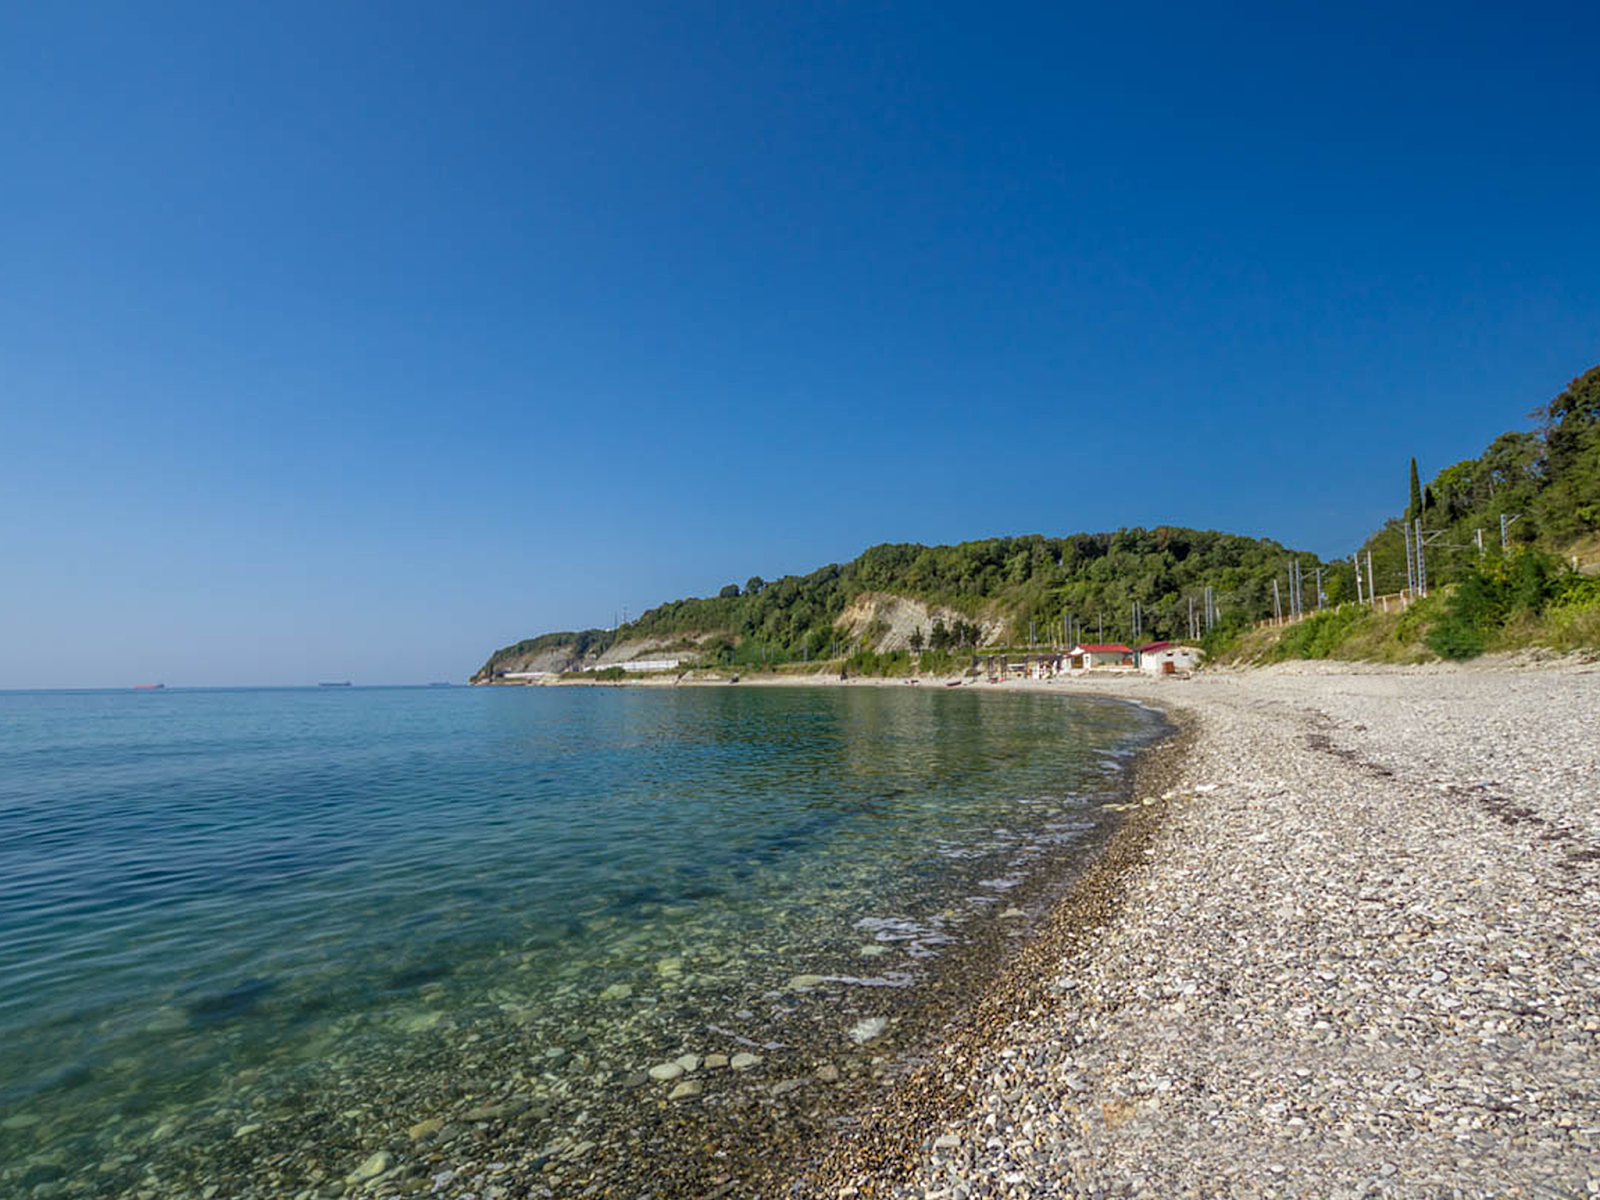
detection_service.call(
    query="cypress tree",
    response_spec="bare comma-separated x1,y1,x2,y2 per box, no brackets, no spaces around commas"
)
1408,458,1423,521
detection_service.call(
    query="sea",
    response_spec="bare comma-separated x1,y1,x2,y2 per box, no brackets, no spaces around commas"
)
0,684,1166,1198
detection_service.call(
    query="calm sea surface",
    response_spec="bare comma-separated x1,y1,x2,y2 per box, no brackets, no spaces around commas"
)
0,684,1164,1197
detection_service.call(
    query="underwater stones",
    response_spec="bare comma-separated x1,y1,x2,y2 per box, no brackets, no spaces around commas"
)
770,1078,806,1098
232,1123,261,1138
858,944,890,958
729,1052,763,1071
673,1053,701,1073
787,974,827,991
815,1064,840,1083
655,957,683,977
463,1097,528,1121
598,982,632,1001
703,1054,729,1070
667,1080,702,1100
345,1150,393,1184
647,1061,684,1082
406,1118,443,1141
394,1011,443,1034
2,1113,41,1130
999,907,1025,918
847,1017,888,1044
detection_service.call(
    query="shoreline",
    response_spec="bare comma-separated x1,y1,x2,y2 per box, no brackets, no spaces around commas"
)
800,661,1600,1198
0,677,1174,1200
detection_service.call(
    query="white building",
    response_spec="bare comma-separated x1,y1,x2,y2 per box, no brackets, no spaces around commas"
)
1070,643,1134,669
1136,642,1203,675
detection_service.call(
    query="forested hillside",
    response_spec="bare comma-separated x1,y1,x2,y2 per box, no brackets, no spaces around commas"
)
474,527,1329,678
475,363,1600,679
1353,364,1600,597
1231,364,1600,663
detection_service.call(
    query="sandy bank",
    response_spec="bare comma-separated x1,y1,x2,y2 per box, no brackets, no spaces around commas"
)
802,662,1600,1199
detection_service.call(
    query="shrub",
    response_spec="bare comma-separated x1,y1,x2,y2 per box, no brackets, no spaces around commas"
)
1425,617,1486,660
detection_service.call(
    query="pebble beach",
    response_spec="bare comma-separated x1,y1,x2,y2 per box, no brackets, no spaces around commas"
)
803,660,1600,1200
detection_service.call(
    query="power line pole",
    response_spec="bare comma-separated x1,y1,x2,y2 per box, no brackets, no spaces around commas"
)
1272,579,1283,623
1353,554,1363,605
1315,566,1324,611
1415,517,1427,597
1366,551,1375,607
1476,528,1485,556
1403,522,1415,597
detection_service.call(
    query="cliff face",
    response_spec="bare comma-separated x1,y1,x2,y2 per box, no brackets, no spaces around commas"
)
472,631,728,682
830,592,1006,652
471,593,1012,682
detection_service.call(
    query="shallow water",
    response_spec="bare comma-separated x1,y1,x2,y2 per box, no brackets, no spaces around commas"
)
0,684,1163,1196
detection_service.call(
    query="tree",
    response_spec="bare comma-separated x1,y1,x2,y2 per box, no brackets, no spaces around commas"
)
745,576,765,596
1539,364,1600,536
909,626,925,654
1408,457,1423,521
719,583,740,599
929,617,950,650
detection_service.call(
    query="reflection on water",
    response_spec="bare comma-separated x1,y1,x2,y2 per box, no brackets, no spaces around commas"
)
0,684,1163,1196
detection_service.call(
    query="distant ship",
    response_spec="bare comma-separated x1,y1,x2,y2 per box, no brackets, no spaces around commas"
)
134,683,165,691
318,681,352,688
427,682,452,688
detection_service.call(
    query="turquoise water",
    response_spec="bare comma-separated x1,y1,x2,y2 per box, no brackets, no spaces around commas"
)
0,684,1163,1197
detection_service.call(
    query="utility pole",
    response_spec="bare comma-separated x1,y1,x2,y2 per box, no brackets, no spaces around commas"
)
1366,551,1375,607
1188,595,1196,640
1315,567,1324,611
1476,528,1485,556
1415,517,1427,597
1353,554,1364,606
1205,586,1215,631
1500,512,1522,549
1403,522,1415,597
1098,613,1103,641
1273,579,1283,623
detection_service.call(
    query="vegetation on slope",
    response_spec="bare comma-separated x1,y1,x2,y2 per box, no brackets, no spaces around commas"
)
475,528,1329,679
477,363,1600,678
1215,364,1600,664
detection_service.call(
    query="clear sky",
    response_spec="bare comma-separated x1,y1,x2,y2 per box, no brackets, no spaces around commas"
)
2,1,1596,687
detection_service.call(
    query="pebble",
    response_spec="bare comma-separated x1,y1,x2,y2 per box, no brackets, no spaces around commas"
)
406,1118,443,1141
345,1151,392,1184
648,1061,684,1081
807,665,1600,1200
668,1080,702,1100
730,1052,763,1071
847,1017,888,1044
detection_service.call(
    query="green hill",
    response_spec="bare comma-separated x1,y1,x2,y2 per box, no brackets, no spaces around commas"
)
473,527,1331,680
474,363,1600,680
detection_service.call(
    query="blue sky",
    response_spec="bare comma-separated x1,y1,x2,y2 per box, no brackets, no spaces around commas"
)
2,1,1597,687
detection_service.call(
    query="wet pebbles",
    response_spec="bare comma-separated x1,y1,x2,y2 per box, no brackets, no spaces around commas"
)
806,662,1600,1199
